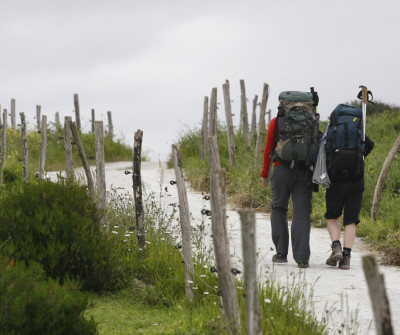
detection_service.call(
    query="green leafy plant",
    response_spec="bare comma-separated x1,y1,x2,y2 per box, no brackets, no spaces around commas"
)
0,180,126,291
0,257,97,334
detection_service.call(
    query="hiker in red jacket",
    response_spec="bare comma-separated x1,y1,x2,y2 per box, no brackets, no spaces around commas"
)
261,116,313,269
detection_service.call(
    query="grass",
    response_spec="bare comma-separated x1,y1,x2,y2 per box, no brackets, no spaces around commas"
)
168,104,400,266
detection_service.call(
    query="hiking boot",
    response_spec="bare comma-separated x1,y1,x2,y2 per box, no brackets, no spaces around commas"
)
297,261,309,268
326,242,343,267
339,255,351,270
272,254,288,263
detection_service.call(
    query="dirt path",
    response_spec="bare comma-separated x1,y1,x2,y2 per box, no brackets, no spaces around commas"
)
102,161,400,334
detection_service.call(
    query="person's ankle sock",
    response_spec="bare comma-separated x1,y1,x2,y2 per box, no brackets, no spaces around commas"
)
343,247,351,256
332,240,341,247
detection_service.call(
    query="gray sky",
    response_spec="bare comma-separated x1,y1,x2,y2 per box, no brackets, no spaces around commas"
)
1,0,399,161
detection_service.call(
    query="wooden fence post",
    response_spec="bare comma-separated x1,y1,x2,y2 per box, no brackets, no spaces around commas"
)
64,116,74,181
95,121,108,232
209,136,241,334
36,105,41,130
20,112,29,183
11,99,16,130
133,129,146,249
73,93,81,131
172,144,194,302
240,79,252,151
200,96,209,159
371,133,400,220
0,109,7,185
255,83,270,164
250,95,258,140
238,209,262,335
39,115,47,179
223,80,236,168
209,88,218,137
362,254,393,335
55,112,60,129
107,111,113,138
91,109,95,134
70,122,96,203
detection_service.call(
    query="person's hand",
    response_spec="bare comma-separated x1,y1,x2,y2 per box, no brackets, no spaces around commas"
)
261,177,268,188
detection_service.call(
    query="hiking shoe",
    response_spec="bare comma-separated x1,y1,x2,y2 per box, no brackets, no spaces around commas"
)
297,261,309,268
326,242,343,267
339,255,351,270
272,254,288,263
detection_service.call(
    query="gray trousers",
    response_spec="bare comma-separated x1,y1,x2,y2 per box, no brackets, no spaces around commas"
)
270,165,312,263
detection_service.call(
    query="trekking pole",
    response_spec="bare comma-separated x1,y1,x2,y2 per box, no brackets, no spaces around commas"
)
359,85,368,141
358,85,374,141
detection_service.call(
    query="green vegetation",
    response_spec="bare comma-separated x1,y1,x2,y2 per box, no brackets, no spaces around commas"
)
2,124,133,183
0,258,97,335
170,102,400,266
0,124,330,333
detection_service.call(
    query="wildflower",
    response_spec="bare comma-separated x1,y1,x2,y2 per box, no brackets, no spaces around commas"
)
112,231,118,234
264,298,271,303
203,292,209,295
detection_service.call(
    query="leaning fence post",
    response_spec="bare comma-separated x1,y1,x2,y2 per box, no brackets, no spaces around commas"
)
240,79,252,151
172,144,194,302
0,109,7,185
38,115,47,179
200,96,209,159
70,122,96,203
238,209,262,335
11,99,16,130
133,129,146,249
73,93,81,131
362,254,393,335
371,133,400,220
250,95,258,140
255,83,270,164
64,116,74,181
223,80,236,167
95,121,108,232
209,88,218,137
20,112,29,183
36,105,41,130
209,136,241,334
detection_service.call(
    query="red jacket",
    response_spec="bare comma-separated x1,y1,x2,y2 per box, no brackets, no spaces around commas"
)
261,117,281,179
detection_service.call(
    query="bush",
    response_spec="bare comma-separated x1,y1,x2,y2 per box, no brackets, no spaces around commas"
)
0,257,97,334
0,180,126,291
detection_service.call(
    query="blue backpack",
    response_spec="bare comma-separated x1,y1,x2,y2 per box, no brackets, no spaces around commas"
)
325,104,365,173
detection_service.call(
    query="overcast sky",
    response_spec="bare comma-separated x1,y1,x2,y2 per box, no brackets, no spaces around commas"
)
1,0,399,161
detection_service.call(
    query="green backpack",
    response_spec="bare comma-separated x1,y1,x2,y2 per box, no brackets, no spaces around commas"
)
274,89,320,169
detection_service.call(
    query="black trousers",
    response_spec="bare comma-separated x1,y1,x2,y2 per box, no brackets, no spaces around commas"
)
270,165,312,263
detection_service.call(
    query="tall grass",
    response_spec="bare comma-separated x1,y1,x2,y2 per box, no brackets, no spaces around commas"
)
170,107,400,265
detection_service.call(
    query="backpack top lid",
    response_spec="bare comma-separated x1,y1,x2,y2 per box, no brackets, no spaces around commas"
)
279,91,314,103
332,104,363,118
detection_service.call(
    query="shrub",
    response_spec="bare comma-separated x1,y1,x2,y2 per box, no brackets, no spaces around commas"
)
0,180,126,291
0,257,97,334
